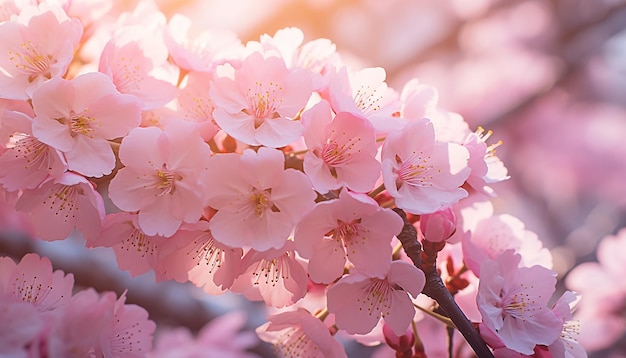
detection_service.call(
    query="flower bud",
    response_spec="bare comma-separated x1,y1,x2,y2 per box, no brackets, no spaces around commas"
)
382,322,415,354
419,207,456,242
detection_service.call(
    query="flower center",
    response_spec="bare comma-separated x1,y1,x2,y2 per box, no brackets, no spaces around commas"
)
8,41,54,82
252,254,291,287
249,189,279,217
245,81,283,126
275,326,319,358
357,278,393,317
393,152,435,189
152,166,182,197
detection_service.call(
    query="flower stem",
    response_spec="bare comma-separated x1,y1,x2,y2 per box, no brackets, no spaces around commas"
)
393,208,494,358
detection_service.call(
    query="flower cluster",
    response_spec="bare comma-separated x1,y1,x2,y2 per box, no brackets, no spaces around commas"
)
0,1,588,357
0,253,155,357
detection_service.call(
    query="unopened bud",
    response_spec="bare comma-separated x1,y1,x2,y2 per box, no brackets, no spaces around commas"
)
419,207,456,242
383,322,415,354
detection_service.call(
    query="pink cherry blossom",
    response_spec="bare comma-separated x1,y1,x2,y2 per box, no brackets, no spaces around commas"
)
170,71,220,141
0,111,67,191
399,78,439,121
463,127,509,195
0,253,74,312
46,288,115,358
294,189,402,284
0,3,82,100
381,118,470,214
566,228,626,351
150,311,259,358
0,294,42,357
256,307,348,358
204,147,316,251
548,291,586,358
31,72,142,177
327,260,425,336
301,100,380,193
98,23,178,110
477,250,562,355
103,290,156,357
86,212,167,277
158,221,243,294
108,123,212,237
326,66,402,133
209,51,312,147
462,214,553,277
231,241,308,308
15,172,105,241
165,13,243,73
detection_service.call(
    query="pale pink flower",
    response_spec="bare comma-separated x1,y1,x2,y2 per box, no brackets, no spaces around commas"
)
31,72,142,177
477,250,562,355
158,221,243,294
463,214,553,277
108,124,212,237
86,212,167,277
326,66,402,133
0,294,42,357
209,51,312,147
327,260,425,336
294,189,402,284
566,228,626,351
0,253,74,312
99,24,178,110
381,118,470,214
253,27,339,91
15,172,105,241
165,13,243,73
463,127,509,195
102,290,156,357
0,110,67,191
301,100,380,193
231,241,308,308
204,147,316,251
0,3,82,99
256,307,348,358
548,291,586,358
150,311,259,358
172,71,220,141
46,288,115,358
399,78,439,121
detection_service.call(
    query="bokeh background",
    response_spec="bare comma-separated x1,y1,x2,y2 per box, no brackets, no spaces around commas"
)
2,0,626,356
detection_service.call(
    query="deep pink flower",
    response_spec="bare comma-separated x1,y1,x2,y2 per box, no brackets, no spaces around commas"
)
0,3,82,100
205,147,316,251
477,250,562,355
209,51,312,147
15,172,105,241
381,118,470,214
256,308,348,358
0,253,74,312
231,241,308,308
301,100,380,193
419,206,457,242
327,260,425,336
31,72,142,177
108,124,212,237
294,189,402,284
